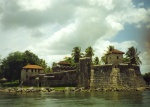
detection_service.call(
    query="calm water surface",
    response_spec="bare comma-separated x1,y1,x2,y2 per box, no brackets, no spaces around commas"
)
0,91,150,107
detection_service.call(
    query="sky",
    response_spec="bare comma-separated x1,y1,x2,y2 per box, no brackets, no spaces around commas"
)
0,0,150,74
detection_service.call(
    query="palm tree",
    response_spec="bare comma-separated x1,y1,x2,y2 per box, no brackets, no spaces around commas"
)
93,57,100,65
106,45,114,54
71,47,82,63
85,46,94,60
125,46,142,65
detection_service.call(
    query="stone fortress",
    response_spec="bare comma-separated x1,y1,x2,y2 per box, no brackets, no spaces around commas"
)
21,48,146,90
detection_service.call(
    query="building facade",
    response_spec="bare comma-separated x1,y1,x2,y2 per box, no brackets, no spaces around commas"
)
21,65,44,86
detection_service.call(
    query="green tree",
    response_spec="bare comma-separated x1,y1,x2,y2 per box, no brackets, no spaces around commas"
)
52,62,57,67
71,47,82,63
1,51,48,81
1,51,24,81
143,72,150,87
85,46,94,60
106,45,114,53
23,50,39,64
125,46,142,65
101,54,107,64
93,57,100,65
63,57,75,66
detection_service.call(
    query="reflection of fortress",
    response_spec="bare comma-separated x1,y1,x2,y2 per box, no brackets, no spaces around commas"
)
21,48,146,89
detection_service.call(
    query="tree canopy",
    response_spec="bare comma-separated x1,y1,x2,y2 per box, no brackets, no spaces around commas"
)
71,47,82,63
93,57,100,65
1,50,48,81
84,46,94,59
125,46,142,65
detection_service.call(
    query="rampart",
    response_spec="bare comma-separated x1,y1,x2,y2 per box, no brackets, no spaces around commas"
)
90,64,146,89
24,57,146,89
42,70,77,87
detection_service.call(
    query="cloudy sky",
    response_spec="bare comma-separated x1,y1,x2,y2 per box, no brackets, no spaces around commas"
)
0,0,150,73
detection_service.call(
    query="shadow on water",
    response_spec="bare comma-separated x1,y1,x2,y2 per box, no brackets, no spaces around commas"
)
0,91,150,107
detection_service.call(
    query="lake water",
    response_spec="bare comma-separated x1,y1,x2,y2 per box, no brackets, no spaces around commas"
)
0,91,150,107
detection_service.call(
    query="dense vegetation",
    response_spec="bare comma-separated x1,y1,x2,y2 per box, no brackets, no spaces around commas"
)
0,50,49,81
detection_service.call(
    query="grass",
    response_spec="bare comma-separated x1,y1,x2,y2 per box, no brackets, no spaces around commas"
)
2,80,19,87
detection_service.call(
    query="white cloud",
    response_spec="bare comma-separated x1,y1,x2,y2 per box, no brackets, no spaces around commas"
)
0,0,149,69
18,0,51,11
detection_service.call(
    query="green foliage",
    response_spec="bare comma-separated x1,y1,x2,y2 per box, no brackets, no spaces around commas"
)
52,62,57,67
123,57,130,63
85,46,94,59
125,46,142,65
1,50,49,81
143,72,150,87
93,57,100,65
101,54,107,64
106,45,114,53
71,47,82,63
63,57,76,66
2,80,19,87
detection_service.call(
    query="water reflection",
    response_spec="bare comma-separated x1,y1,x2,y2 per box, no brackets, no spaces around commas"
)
0,91,149,107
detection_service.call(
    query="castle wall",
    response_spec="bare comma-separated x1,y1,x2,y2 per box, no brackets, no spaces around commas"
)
91,65,112,89
118,64,146,88
42,70,77,87
77,57,91,89
90,64,146,89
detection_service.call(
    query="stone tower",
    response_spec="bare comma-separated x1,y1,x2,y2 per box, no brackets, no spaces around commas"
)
77,57,91,89
106,49,124,65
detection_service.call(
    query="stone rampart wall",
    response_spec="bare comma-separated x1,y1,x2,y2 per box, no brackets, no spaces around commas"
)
42,70,77,87
52,66,76,72
91,64,146,89
91,65,112,88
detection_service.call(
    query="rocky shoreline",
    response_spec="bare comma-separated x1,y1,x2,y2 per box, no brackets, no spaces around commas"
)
0,87,150,93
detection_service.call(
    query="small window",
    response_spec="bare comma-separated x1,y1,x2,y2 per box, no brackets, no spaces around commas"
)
110,57,111,59
117,56,119,59
31,69,33,73
26,69,28,72
26,76,28,79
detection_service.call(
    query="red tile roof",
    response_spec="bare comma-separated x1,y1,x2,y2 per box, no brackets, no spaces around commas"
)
23,65,44,69
107,49,124,54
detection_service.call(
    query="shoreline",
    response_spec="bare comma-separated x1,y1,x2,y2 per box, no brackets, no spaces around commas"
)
0,87,150,93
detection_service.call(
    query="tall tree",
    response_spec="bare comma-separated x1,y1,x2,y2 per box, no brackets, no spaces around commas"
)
125,46,142,65
106,45,114,53
1,51,24,81
71,47,82,63
93,57,100,65
85,46,94,60
101,54,107,64
1,51,48,81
